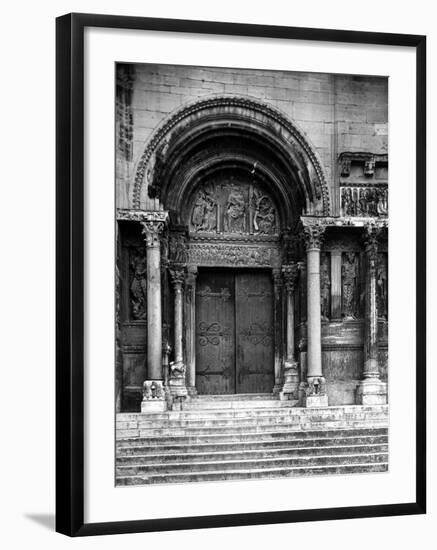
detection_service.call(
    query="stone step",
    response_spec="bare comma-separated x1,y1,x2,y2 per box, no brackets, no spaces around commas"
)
117,434,388,455
117,405,388,422
116,451,388,476
117,413,388,431
116,462,388,485
194,393,277,401
117,427,388,447
182,399,296,410
117,409,388,426
117,423,388,440
117,443,388,464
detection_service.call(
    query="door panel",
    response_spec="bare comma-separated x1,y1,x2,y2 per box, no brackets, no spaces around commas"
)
195,269,274,394
235,272,274,393
195,271,235,394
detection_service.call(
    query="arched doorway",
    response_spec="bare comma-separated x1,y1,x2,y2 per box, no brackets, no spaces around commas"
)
131,96,331,398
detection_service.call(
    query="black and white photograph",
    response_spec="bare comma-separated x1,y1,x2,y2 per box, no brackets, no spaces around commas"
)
115,63,389,486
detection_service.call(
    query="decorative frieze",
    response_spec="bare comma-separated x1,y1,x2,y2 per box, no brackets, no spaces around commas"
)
338,152,388,219
340,185,388,217
188,242,280,267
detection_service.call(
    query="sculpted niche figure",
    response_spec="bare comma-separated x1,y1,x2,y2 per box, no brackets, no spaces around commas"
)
376,253,388,319
130,248,147,320
342,252,359,319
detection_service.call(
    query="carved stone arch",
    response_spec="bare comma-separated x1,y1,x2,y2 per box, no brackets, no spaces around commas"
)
133,95,330,219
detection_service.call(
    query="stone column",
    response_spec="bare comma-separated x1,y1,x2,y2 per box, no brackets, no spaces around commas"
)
302,225,328,407
185,266,198,396
280,263,300,400
272,268,283,394
356,225,387,404
168,266,188,399
140,211,168,412
330,250,342,320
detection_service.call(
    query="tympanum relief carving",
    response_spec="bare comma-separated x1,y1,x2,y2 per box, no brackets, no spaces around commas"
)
189,179,278,236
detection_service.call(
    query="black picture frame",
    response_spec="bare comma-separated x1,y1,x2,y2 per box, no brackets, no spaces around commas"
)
56,12,426,537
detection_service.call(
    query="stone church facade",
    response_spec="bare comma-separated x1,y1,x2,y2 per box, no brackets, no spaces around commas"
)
115,63,388,414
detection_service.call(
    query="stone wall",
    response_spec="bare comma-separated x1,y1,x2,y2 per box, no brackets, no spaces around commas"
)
116,64,388,211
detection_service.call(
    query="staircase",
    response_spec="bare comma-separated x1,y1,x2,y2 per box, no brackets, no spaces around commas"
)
116,396,388,486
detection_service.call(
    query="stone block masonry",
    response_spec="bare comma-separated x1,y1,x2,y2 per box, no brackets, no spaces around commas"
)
116,64,387,210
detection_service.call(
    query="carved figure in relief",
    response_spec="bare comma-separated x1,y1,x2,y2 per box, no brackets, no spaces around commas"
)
377,188,388,216
169,361,186,378
342,186,387,218
306,377,326,396
191,188,217,232
224,189,246,233
342,252,358,319
376,254,388,319
341,188,353,217
130,248,147,320
143,380,164,400
320,255,330,321
253,190,276,234
169,234,188,264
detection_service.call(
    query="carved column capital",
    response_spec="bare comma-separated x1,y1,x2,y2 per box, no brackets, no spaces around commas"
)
282,263,299,293
140,211,168,248
169,267,186,289
168,231,188,264
302,225,326,250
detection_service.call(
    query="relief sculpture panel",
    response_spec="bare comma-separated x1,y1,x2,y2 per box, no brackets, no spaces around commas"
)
191,185,217,232
341,186,388,217
189,177,278,236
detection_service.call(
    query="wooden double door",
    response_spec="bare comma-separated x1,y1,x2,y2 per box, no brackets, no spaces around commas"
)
195,269,274,394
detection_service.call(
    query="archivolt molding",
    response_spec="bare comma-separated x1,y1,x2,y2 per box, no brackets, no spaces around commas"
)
132,95,331,216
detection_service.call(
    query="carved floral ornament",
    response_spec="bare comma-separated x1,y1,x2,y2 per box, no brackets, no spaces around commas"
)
282,264,299,292
169,267,186,288
302,224,326,250
133,96,331,215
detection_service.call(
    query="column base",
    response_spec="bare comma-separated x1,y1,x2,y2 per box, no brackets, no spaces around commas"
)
300,377,329,408
141,380,167,412
356,378,387,405
168,363,188,398
187,385,197,397
279,361,299,401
